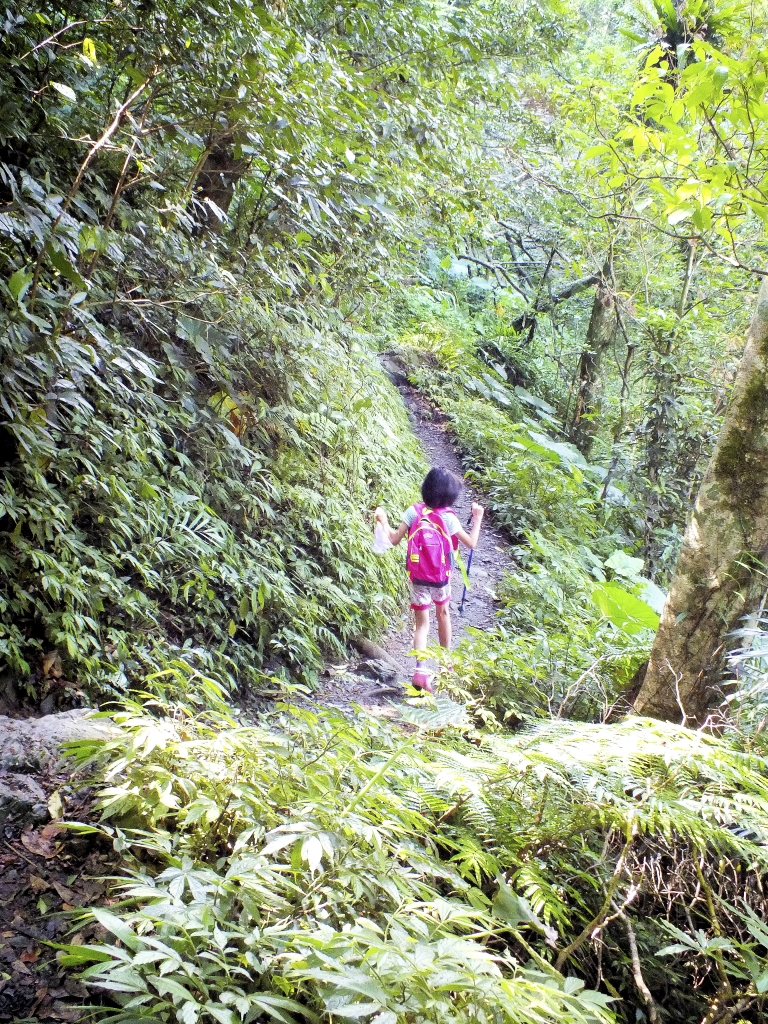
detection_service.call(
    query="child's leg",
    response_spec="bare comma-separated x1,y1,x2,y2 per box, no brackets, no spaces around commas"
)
413,607,430,655
410,586,438,693
412,606,434,692
435,600,451,648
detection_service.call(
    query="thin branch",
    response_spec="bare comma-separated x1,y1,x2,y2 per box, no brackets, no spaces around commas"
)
436,794,471,824
622,913,662,1024
693,857,731,995
529,246,557,313
554,834,632,971
29,72,157,308
456,253,522,294
86,91,156,278
700,992,755,1024
538,273,601,310
18,19,106,62
678,241,697,318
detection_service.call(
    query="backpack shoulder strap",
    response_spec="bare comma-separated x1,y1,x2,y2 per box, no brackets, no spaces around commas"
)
408,502,426,536
432,506,459,546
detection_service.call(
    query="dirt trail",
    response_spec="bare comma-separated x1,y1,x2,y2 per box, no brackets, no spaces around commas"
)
314,373,512,712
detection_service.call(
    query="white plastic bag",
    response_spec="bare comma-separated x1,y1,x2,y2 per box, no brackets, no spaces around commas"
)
372,521,393,554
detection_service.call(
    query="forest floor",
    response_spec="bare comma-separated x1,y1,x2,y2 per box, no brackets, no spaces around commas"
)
311,371,513,715
0,770,116,1022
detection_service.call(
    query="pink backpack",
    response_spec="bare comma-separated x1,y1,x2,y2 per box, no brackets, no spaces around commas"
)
406,504,455,586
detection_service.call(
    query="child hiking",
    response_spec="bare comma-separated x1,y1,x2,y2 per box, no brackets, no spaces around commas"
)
374,467,484,692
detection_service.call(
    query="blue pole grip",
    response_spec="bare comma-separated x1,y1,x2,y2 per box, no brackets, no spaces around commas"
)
459,512,475,614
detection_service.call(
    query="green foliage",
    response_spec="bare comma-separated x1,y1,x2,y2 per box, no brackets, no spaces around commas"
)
590,582,659,634
4,0,540,697
593,29,768,250
389,289,602,540
446,534,652,725
0,303,422,694
65,703,618,1024
8,3,768,1023
64,703,768,1024
385,288,653,722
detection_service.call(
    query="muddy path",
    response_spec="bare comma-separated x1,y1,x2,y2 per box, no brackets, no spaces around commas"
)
313,371,513,714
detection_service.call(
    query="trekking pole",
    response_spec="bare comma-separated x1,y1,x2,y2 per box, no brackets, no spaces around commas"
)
459,512,475,615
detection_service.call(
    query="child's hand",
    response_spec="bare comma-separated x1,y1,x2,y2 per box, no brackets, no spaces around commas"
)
374,506,386,523
471,502,484,519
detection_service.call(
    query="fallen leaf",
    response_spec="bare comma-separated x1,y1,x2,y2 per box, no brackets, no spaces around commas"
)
47,791,63,820
42,651,63,678
41,822,65,841
52,881,76,903
80,880,105,900
20,949,40,963
30,991,50,1016
21,829,60,858
49,1005,81,1022
29,875,50,892
12,958,32,974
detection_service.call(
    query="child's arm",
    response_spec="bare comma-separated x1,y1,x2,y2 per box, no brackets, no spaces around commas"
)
455,503,484,549
375,506,408,546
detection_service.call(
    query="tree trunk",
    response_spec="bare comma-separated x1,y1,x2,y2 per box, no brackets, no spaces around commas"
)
634,278,768,724
192,140,246,230
569,264,616,455
639,332,674,570
509,271,600,335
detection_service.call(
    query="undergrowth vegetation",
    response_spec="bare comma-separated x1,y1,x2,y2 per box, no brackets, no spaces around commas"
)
62,700,768,1024
2,299,423,698
0,0,493,703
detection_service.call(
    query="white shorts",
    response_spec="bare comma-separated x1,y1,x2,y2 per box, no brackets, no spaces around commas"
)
410,582,451,610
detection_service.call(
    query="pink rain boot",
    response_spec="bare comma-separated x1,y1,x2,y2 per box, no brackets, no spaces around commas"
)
411,668,435,693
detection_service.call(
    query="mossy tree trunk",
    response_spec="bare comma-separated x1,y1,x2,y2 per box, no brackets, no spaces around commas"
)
569,262,616,455
634,278,768,724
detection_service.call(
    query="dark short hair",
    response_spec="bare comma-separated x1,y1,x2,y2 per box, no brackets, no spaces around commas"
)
421,467,463,508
